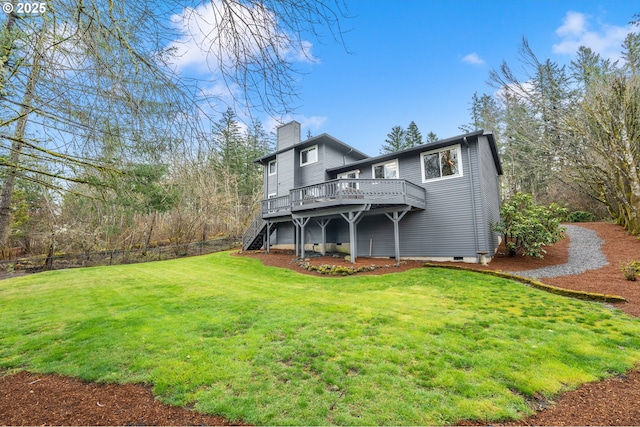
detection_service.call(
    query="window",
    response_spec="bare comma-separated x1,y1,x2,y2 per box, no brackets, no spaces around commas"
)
338,170,360,189
338,170,359,180
268,160,276,176
372,160,398,179
420,144,463,182
300,145,318,166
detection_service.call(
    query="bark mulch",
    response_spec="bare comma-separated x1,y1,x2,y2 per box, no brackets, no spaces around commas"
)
2,222,640,426
0,371,245,426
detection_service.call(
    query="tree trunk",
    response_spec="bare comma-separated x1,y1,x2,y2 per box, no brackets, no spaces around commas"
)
44,241,54,271
143,211,157,255
0,2,18,93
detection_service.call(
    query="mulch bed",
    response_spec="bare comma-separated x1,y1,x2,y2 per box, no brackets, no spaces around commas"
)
2,222,640,426
0,371,245,426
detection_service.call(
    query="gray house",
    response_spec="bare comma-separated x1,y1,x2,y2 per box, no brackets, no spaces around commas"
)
242,121,503,265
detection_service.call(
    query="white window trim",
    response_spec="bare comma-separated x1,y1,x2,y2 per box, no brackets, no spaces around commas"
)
267,192,277,199
268,160,277,176
420,144,464,183
371,159,399,179
337,169,360,179
300,145,318,166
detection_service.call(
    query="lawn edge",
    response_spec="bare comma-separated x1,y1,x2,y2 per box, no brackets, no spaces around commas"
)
423,263,627,303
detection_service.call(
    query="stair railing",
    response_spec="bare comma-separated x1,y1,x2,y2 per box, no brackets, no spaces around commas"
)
241,215,266,251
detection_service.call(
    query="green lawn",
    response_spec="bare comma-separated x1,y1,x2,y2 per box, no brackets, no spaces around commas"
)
2,251,640,425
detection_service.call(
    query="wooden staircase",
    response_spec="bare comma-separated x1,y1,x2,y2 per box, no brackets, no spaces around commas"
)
242,216,271,251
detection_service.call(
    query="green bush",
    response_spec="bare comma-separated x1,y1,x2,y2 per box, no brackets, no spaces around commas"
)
621,261,640,281
568,210,595,223
493,193,567,258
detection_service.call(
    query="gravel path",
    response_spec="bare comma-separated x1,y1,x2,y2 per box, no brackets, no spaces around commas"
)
511,224,609,279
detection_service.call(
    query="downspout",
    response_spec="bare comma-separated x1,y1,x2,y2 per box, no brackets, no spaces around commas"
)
464,137,480,262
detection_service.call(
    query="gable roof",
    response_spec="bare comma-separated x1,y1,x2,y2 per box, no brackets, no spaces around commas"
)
254,133,369,165
326,129,503,176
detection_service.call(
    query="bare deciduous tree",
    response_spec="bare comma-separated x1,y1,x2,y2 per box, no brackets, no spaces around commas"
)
0,0,349,249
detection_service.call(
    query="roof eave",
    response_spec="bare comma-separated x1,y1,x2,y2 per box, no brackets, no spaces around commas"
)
326,129,490,174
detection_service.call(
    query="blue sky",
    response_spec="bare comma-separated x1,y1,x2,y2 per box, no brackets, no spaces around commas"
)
290,0,638,155
170,1,639,155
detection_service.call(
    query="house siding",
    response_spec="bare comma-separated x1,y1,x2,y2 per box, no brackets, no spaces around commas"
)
463,139,485,255
298,146,326,187
266,164,277,198
479,135,502,253
324,147,363,180
277,150,296,198
348,143,477,258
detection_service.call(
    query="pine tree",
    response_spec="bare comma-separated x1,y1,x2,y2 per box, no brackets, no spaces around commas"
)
380,126,406,154
621,32,640,76
404,121,423,148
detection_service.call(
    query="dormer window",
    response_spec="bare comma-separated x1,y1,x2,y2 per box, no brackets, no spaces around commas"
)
300,145,318,166
268,159,277,176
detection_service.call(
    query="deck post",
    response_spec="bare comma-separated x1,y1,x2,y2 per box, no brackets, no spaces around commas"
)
294,221,299,256
385,209,409,266
293,217,310,258
300,217,310,258
340,209,367,264
265,221,271,253
316,218,332,255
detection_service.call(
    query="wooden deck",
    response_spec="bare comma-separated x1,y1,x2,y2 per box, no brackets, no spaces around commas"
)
261,179,426,219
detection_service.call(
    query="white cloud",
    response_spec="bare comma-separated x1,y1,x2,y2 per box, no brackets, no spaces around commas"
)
555,11,587,37
265,115,328,136
462,52,485,65
300,115,328,133
552,11,635,60
166,1,316,74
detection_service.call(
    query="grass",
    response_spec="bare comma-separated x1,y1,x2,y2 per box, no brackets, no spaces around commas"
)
2,251,640,425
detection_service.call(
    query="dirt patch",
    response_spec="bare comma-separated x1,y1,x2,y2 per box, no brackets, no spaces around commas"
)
0,371,245,426
237,249,426,276
2,222,640,426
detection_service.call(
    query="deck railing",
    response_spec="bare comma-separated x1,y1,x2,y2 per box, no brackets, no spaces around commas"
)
288,179,427,211
261,195,291,216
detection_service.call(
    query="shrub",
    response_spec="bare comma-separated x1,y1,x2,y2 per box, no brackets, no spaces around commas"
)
621,261,640,281
493,193,567,258
568,210,595,223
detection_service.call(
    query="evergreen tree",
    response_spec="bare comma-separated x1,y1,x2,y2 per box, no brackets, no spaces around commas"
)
570,47,613,86
460,92,502,135
486,20,640,234
214,108,244,176
404,121,423,148
425,132,438,143
380,126,406,154
622,32,640,76
212,108,272,198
